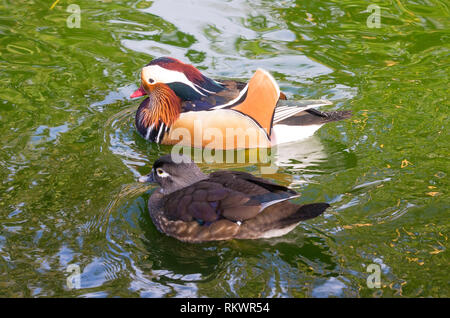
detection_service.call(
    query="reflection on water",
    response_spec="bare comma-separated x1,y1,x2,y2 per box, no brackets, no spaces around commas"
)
0,0,448,297
273,136,328,184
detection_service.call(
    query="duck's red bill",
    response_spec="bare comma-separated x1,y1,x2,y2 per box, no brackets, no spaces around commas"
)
130,86,147,98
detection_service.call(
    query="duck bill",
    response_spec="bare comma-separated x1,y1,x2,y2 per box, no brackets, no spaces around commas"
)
130,86,147,98
138,172,155,183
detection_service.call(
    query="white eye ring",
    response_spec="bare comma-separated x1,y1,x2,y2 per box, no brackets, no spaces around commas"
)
156,168,169,178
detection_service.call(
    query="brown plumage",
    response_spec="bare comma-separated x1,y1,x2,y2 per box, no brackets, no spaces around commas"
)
139,155,330,243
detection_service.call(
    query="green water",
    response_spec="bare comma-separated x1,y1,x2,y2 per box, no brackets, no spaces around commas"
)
0,0,448,297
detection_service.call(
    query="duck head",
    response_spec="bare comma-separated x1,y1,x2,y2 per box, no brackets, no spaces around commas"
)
134,72,182,140
138,154,207,194
130,57,224,101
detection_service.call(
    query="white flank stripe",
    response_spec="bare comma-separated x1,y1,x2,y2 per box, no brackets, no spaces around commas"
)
145,124,155,140
156,123,165,143
194,83,216,95
211,84,249,110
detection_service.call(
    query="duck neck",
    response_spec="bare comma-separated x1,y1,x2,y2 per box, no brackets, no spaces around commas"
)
135,84,182,140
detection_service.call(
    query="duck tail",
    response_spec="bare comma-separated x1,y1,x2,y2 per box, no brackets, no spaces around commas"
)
276,203,330,228
237,202,329,239
231,69,280,137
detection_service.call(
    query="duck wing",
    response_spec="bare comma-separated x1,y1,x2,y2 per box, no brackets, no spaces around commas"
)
160,174,299,225
208,170,296,196
276,108,353,126
180,77,286,112
180,80,244,111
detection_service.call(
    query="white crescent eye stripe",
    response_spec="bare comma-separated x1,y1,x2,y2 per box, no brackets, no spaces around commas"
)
142,65,206,96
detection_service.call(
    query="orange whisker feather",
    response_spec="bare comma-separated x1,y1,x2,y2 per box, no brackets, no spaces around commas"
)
138,83,182,129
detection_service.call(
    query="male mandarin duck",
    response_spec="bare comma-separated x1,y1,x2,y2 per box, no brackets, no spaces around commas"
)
138,154,329,242
130,57,351,149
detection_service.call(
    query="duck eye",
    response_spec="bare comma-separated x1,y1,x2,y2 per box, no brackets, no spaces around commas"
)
155,167,170,178
148,78,155,84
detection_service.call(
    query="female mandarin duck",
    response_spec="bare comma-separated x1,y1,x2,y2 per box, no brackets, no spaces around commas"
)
139,154,329,242
131,57,351,149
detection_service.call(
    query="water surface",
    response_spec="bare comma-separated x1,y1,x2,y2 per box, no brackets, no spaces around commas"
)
0,0,448,297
